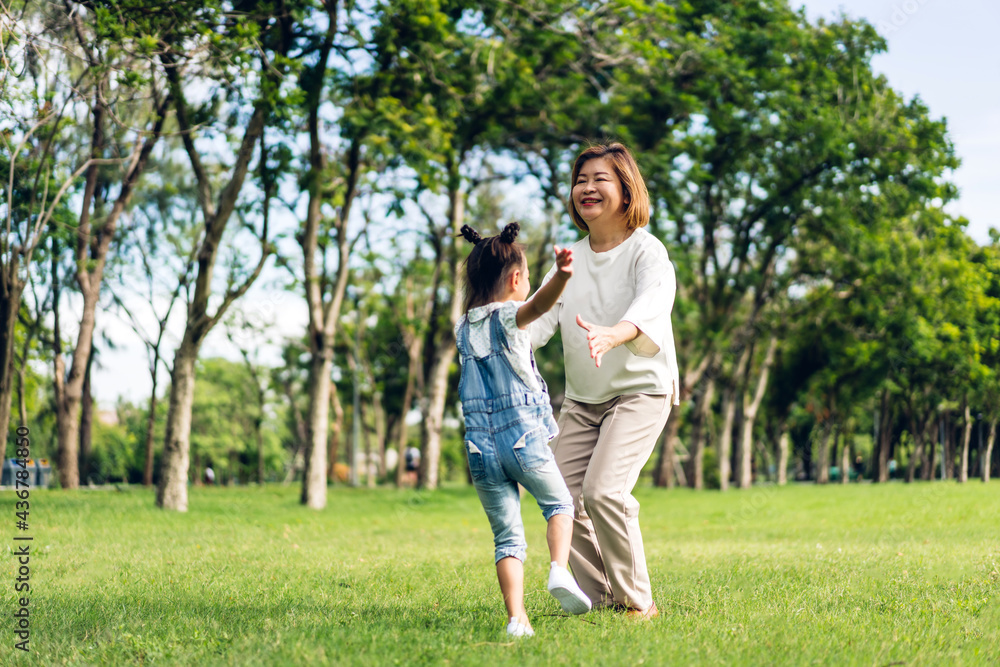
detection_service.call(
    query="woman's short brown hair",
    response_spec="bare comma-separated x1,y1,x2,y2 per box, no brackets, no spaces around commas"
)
568,142,650,233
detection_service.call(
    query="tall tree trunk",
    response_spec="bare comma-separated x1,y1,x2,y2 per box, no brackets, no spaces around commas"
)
839,425,850,485
777,427,790,485
14,311,35,439
56,97,106,490
16,357,28,429
420,342,458,490
419,182,465,490
51,239,78,489
143,386,159,487
942,409,954,480
362,401,377,488
755,437,773,483
920,418,937,481
815,421,834,484
78,347,95,482
876,390,892,483
294,0,350,507
718,389,737,491
255,415,265,485
958,401,972,483
157,339,198,510
905,409,929,483
688,379,716,489
738,338,777,489
982,419,996,483
372,389,387,477
906,429,923,483
302,352,333,507
56,283,98,491
54,381,80,487
654,407,681,488
0,265,21,458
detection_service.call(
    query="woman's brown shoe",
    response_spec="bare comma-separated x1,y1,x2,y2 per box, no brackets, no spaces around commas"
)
625,601,659,620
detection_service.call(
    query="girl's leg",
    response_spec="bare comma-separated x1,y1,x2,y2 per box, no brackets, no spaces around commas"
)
544,512,592,614
471,472,530,628
496,557,529,627
510,431,591,615
546,513,573,567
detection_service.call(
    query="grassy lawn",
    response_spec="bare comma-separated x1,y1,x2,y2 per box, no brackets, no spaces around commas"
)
3,481,999,665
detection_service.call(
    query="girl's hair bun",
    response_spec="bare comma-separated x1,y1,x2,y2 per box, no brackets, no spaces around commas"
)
460,224,483,245
499,222,520,244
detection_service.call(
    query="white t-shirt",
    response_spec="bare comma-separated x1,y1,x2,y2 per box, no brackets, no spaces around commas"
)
455,301,542,393
529,227,680,405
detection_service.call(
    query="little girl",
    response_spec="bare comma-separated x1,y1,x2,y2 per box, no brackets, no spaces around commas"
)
455,221,591,637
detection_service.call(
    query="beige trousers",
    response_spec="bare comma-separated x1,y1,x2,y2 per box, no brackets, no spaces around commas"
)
551,393,671,611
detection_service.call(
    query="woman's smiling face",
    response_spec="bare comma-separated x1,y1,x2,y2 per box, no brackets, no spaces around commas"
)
572,157,625,227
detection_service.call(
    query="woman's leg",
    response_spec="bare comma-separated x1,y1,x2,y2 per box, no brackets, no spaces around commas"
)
581,393,671,611
551,398,617,607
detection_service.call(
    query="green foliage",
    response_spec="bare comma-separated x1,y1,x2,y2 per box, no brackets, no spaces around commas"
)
90,420,138,483
6,357,58,461
190,358,284,480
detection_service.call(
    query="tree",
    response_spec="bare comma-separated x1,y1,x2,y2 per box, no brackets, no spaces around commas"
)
156,2,292,510
594,2,958,489
110,157,199,487
1,2,90,456
294,0,369,508
973,232,1000,482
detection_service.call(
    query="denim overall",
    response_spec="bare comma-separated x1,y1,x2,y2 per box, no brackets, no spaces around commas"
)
457,308,573,563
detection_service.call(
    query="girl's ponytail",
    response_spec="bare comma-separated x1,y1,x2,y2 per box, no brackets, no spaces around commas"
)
499,222,520,244
460,225,483,245
459,221,526,313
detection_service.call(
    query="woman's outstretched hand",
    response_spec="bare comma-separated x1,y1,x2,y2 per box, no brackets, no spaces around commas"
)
576,315,638,368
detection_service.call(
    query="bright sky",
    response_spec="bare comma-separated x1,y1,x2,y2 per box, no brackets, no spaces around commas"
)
799,0,1000,243
90,1,1000,409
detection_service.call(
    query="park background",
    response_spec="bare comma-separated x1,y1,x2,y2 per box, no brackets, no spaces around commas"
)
1,0,999,664
2,0,998,500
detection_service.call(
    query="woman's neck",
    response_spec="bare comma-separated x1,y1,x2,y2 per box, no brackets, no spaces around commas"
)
587,219,634,253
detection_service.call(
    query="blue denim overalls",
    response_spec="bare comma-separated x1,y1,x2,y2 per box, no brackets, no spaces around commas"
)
457,307,573,563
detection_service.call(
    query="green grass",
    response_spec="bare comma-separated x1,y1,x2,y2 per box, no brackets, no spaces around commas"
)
3,481,999,665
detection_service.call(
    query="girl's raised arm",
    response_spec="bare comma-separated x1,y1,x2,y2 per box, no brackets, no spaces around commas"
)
517,246,573,330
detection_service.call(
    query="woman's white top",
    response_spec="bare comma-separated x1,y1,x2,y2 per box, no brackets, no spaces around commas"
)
529,227,680,405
